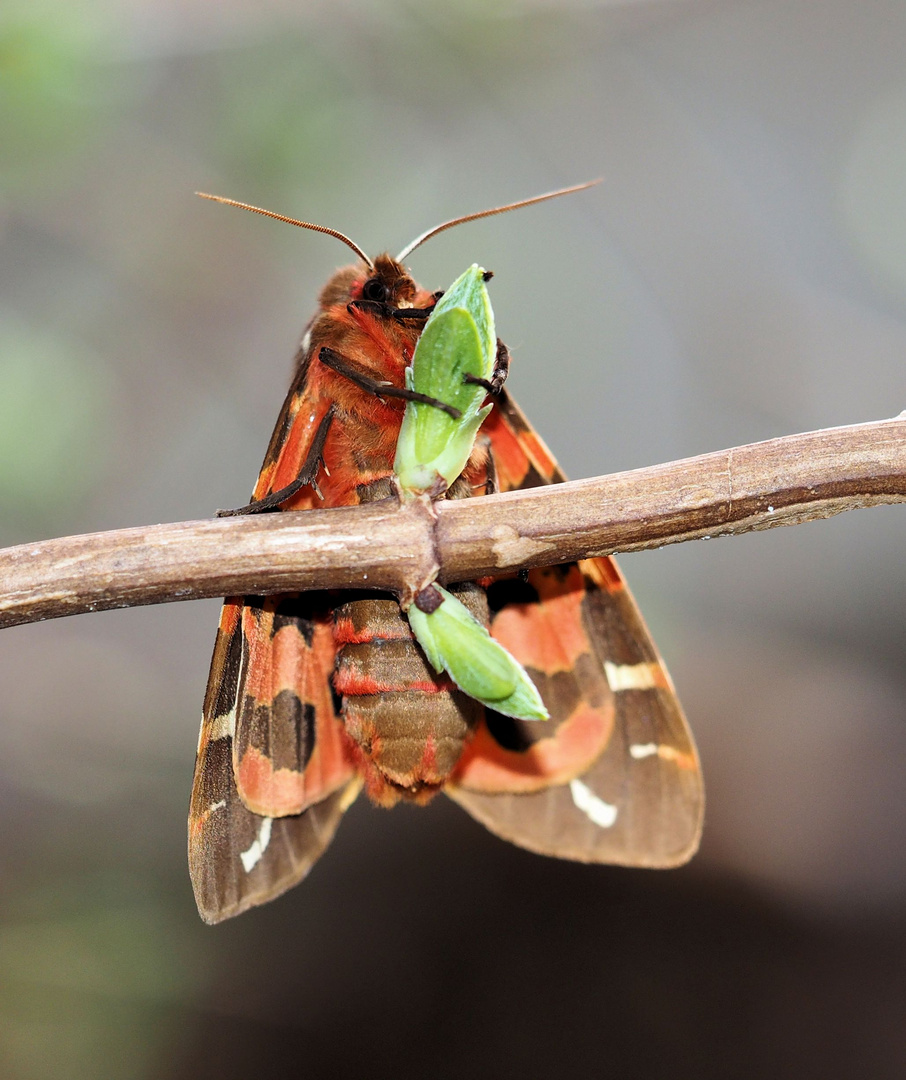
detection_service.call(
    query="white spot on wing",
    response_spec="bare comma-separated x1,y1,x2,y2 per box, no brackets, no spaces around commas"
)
629,743,695,768
604,661,660,692
239,816,273,873
570,778,618,829
208,799,227,814
207,706,236,743
629,742,659,760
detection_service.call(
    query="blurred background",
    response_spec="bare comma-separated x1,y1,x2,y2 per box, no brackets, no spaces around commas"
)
1,0,905,1075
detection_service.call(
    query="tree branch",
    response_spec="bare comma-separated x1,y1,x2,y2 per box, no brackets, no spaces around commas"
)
1,415,903,629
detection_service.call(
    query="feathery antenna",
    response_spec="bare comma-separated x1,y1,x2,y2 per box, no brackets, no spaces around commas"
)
196,192,374,269
395,179,601,262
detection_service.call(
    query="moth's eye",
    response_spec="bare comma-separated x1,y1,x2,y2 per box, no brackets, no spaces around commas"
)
361,277,390,303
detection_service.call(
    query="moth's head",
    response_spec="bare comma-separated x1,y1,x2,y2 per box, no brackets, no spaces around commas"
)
319,254,421,311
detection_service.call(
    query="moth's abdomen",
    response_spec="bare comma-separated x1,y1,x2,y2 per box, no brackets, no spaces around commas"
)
333,589,486,805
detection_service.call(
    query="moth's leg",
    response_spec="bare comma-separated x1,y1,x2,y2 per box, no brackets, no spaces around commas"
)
217,406,335,516
484,439,499,495
489,339,511,393
319,346,461,419
468,435,498,497
464,338,510,395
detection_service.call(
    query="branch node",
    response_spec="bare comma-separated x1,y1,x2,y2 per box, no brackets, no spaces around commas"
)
391,492,441,608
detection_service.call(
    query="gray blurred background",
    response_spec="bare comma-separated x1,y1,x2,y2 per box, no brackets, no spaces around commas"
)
2,0,905,1076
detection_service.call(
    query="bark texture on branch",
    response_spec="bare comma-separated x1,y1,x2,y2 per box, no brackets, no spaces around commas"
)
437,413,906,577
0,415,903,629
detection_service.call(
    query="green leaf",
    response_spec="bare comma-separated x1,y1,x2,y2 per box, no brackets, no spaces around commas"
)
394,265,495,494
407,585,549,722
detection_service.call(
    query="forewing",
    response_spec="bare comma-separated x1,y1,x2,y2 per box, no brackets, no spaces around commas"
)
189,600,360,923
252,352,328,505
447,393,704,867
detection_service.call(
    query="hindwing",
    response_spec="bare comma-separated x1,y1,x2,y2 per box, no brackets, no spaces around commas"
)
447,393,704,866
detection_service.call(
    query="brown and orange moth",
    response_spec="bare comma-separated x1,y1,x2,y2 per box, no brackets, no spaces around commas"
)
188,185,703,923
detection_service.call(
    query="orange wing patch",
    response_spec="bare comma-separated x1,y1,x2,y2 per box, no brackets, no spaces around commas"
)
489,564,590,674
452,565,615,794
232,597,356,818
452,701,613,793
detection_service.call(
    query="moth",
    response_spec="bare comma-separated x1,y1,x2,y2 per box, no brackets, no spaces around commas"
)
189,185,704,923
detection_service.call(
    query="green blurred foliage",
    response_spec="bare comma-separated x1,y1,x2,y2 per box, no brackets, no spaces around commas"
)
207,40,358,196
0,315,113,539
0,3,125,195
